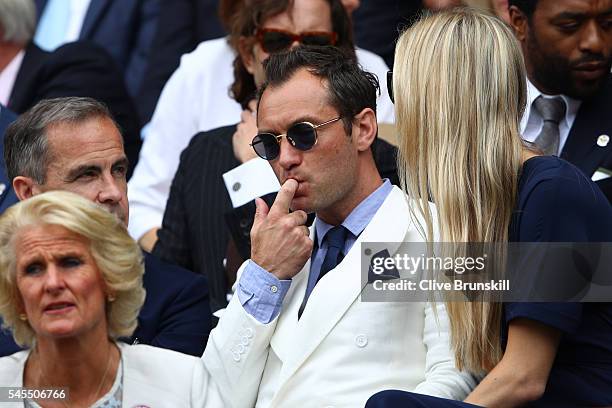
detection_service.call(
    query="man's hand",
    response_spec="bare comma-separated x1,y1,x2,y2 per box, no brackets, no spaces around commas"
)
232,100,258,163
250,179,313,280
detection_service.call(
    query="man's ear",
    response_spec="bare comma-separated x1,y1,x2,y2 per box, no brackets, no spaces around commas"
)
508,5,528,42
238,36,257,75
352,108,377,152
13,176,39,201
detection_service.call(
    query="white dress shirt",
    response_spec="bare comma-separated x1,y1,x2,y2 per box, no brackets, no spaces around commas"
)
521,79,582,155
0,50,25,106
127,37,394,240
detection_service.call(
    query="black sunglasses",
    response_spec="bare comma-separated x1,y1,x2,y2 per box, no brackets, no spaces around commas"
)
255,28,338,53
387,71,394,104
250,117,342,160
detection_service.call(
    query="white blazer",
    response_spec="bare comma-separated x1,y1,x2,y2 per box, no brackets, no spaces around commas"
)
0,342,223,407
203,187,476,408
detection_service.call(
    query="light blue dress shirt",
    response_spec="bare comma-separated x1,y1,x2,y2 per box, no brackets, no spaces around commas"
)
237,180,393,323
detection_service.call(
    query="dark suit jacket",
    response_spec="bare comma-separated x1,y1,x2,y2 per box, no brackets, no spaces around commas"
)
561,76,612,203
8,42,142,176
0,252,211,357
153,124,400,312
137,0,226,123
35,0,160,96
0,107,17,214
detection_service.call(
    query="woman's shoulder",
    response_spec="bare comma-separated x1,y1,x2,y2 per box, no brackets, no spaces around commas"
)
519,156,609,211
513,156,612,241
0,350,28,385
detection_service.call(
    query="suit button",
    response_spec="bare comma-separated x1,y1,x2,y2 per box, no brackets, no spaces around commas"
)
244,328,254,338
355,334,368,348
241,336,250,346
232,352,241,362
236,344,245,353
240,218,249,228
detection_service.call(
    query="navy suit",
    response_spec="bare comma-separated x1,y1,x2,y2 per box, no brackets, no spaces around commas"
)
35,0,160,96
0,252,211,357
560,75,612,203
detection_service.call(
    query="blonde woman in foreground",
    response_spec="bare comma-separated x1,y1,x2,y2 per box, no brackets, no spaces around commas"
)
0,191,222,407
367,8,612,408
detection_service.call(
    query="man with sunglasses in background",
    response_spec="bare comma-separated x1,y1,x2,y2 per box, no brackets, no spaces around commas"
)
127,0,394,254
202,46,475,407
139,0,397,316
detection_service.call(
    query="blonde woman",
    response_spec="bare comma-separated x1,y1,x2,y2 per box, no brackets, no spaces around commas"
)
0,191,222,407
368,7,612,408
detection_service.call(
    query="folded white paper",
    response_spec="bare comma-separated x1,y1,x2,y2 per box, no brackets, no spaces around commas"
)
223,158,281,208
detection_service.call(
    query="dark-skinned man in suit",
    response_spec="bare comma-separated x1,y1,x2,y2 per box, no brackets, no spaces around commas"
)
509,0,612,202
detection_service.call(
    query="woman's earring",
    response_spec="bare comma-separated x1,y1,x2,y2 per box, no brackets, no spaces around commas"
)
107,295,116,303
19,313,27,321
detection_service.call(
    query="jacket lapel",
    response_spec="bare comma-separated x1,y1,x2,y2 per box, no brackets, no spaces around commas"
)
80,0,111,39
7,43,47,112
273,187,413,389
561,77,612,176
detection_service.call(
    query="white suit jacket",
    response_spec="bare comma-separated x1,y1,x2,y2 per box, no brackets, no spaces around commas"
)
0,342,223,407
203,187,476,408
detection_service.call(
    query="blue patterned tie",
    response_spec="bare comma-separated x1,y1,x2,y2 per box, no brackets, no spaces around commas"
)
298,225,348,318
318,225,348,280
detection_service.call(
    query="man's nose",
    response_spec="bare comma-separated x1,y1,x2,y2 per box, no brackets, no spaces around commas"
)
97,176,124,204
578,20,607,56
277,138,303,171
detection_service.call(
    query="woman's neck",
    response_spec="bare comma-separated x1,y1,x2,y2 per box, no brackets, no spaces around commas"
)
25,333,120,407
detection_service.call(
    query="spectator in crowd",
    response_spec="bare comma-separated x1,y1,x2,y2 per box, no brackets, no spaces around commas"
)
137,0,230,123
0,106,17,213
202,45,475,407
127,0,395,252
352,0,423,67
33,0,160,97
0,191,222,407
0,0,142,174
0,97,212,358
509,0,612,201
152,0,400,313
367,8,612,407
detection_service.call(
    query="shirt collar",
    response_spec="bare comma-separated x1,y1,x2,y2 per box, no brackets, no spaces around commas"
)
522,78,582,134
314,179,393,247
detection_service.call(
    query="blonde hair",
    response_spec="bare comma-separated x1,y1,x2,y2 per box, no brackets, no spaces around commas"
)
0,191,145,347
393,7,527,372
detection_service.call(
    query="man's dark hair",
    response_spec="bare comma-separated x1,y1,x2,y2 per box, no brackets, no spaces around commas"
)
258,45,379,136
4,97,118,183
229,0,355,108
508,0,538,19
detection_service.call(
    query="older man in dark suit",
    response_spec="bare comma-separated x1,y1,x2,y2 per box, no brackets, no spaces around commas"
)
0,97,212,357
509,0,612,202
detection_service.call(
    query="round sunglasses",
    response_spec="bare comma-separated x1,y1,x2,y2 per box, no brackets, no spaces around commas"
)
250,117,342,160
255,28,338,53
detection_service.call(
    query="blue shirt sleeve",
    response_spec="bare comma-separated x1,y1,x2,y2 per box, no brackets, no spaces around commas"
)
236,260,292,324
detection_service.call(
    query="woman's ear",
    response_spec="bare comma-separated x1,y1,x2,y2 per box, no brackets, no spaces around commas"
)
352,108,378,152
238,36,257,75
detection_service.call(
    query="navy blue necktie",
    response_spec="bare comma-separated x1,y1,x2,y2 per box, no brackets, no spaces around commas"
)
298,225,348,319
318,225,349,281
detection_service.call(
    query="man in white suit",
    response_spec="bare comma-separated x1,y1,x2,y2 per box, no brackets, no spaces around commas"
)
202,46,475,407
